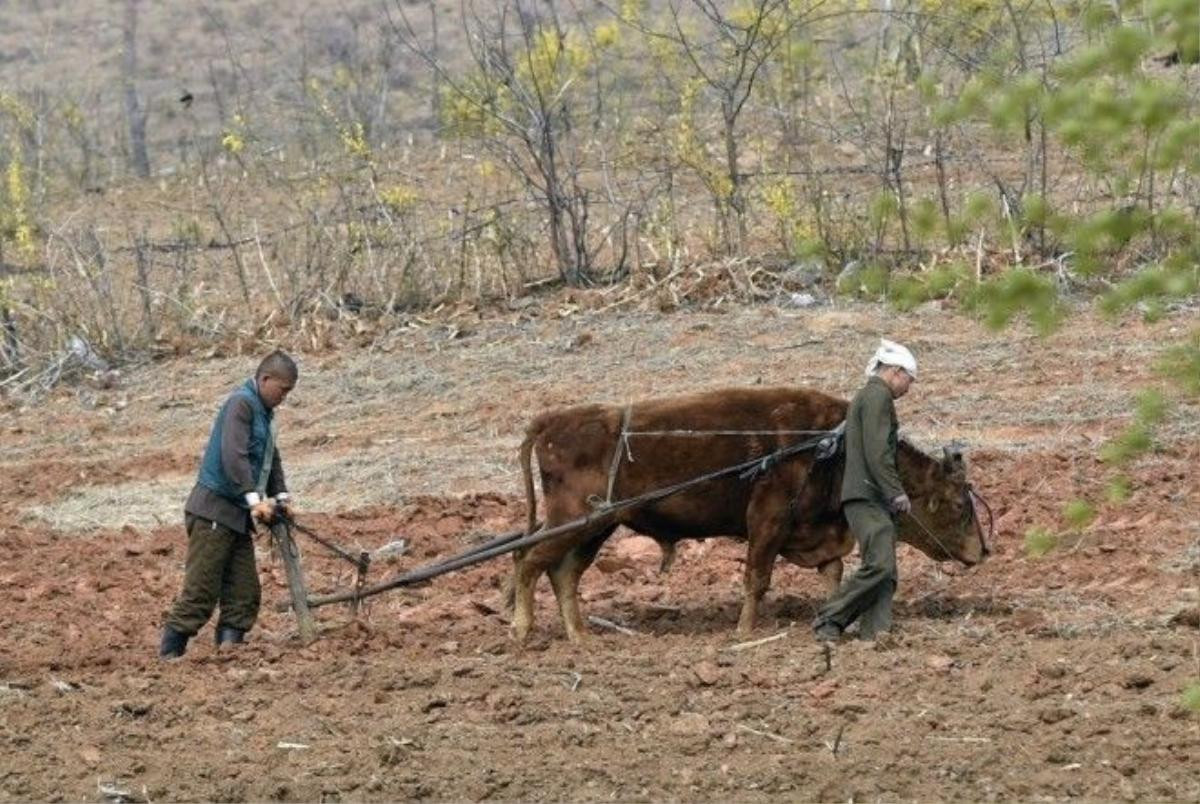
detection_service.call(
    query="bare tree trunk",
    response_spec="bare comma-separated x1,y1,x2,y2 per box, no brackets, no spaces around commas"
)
0,307,18,373
723,102,747,255
122,0,151,178
547,192,579,286
211,208,252,308
934,129,954,244
887,114,911,253
133,232,157,340
0,243,19,373
428,0,441,131
83,228,127,353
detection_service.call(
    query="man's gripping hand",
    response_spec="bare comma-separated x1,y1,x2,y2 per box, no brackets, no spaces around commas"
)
251,500,277,524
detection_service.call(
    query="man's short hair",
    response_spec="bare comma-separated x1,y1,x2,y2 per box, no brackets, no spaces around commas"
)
256,349,298,382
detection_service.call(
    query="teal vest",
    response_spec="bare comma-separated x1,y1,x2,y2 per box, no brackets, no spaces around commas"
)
196,379,273,506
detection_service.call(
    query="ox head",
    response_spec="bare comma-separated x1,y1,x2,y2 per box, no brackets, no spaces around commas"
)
896,441,991,565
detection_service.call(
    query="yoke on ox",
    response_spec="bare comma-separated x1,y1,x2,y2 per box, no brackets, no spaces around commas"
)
512,386,988,643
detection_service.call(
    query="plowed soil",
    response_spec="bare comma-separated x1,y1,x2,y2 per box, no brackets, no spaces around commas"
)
2,299,1198,802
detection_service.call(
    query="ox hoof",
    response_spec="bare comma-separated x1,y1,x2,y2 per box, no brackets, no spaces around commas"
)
735,614,758,636
563,628,590,646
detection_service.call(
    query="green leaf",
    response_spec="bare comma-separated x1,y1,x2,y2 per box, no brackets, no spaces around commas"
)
1157,118,1200,172
836,262,889,300
1099,423,1152,464
1106,476,1132,504
1135,389,1169,425
869,191,899,229
1020,195,1050,229
964,192,995,225
1025,527,1058,558
1101,262,1200,316
1182,681,1200,714
888,276,925,312
911,198,940,239
1156,332,1200,397
1108,26,1152,73
1062,499,1097,531
971,268,1062,335
1129,81,1183,133
1150,0,1200,64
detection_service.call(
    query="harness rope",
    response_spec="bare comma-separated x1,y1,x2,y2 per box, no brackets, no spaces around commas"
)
287,426,990,613
290,429,842,611
901,485,994,560
604,404,633,505
623,428,839,438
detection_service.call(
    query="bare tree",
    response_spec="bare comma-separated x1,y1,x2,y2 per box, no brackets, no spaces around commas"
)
0,240,20,373
428,0,442,130
623,0,796,255
389,0,612,286
122,0,151,178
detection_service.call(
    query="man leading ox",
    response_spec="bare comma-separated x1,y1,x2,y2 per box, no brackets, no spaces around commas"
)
813,338,917,642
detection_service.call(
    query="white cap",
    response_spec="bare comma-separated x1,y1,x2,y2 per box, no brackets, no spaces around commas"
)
865,338,917,379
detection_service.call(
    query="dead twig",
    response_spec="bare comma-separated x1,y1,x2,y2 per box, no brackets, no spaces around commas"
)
827,723,847,756
928,736,993,743
736,723,793,745
587,615,640,636
725,630,788,652
767,338,824,352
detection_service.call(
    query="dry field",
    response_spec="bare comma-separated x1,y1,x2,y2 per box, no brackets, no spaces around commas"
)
1,296,1198,801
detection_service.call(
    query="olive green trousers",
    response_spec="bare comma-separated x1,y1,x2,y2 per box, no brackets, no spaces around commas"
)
816,501,898,638
165,515,261,636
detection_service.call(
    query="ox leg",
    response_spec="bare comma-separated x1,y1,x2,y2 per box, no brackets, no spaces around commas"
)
513,496,596,641
501,561,517,615
738,477,799,635
511,549,544,643
512,540,581,642
817,558,844,599
657,540,678,574
548,526,616,644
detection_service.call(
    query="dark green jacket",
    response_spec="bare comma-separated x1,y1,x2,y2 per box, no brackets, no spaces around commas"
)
186,379,286,535
840,375,905,506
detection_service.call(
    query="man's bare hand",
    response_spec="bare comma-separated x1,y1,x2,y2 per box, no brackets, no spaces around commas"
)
251,500,276,523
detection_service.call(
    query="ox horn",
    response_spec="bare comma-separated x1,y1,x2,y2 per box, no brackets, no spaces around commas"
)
942,443,965,467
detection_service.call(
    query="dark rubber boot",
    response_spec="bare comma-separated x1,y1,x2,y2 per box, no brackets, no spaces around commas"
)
159,626,190,659
813,622,843,643
215,626,246,646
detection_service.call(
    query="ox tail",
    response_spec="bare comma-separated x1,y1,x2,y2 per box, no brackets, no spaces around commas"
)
519,421,541,536
503,420,544,615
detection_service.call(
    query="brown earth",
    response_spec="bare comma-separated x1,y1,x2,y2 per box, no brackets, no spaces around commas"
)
1,299,1198,802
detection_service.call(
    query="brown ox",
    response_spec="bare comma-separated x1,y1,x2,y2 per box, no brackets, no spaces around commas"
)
512,387,988,642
